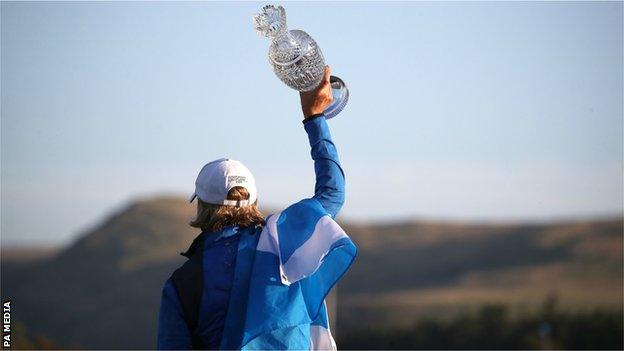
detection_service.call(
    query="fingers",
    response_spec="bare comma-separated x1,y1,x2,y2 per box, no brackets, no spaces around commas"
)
300,66,333,117
323,66,333,103
324,65,331,84
316,65,330,92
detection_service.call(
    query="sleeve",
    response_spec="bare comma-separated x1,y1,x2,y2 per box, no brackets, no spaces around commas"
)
303,113,346,218
157,278,193,350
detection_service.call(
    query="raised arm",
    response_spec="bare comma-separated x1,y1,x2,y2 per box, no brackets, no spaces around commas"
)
300,66,346,218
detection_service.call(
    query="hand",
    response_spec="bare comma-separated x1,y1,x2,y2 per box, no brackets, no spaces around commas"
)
300,65,333,119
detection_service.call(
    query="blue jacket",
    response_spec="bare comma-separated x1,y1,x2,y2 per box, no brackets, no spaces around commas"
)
157,114,345,349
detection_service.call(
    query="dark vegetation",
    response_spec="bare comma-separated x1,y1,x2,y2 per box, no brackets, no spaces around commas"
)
340,298,623,350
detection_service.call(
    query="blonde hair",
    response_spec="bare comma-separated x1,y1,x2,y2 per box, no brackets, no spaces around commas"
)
189,186,265,232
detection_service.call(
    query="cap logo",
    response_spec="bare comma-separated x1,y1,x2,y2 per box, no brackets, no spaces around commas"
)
228,175,247,184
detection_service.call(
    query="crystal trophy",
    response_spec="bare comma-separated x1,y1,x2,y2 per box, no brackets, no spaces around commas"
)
253,4,349,119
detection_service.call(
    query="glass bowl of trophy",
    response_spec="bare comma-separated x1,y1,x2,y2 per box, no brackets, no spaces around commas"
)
253,5,349,119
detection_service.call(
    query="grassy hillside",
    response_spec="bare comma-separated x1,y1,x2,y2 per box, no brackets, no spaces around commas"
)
338,219,622,331
1,197,622,349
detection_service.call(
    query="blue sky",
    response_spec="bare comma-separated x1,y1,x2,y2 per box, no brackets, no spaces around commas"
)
2,1,622,246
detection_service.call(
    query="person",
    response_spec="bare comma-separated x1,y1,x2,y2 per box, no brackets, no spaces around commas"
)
157,66,356,350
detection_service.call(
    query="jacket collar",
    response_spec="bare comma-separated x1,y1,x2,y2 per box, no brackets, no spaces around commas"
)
180,225,240,258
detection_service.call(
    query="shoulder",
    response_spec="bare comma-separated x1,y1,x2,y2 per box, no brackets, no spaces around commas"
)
260,198,333,256
268,198,328,228
274,198,327,218
161,277,174,292
160,278,180,302
170,251,204,293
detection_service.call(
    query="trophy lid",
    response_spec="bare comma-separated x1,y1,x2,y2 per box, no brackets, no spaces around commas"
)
253,5,287,38
254,5,311,66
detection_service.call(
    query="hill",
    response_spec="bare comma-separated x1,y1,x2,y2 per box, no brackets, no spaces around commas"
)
338,219,622,330
1,196,622,349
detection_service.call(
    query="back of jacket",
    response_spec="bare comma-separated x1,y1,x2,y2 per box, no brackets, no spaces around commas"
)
162,225,261,349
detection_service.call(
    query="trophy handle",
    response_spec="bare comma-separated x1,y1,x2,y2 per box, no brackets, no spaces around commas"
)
324,76,349,119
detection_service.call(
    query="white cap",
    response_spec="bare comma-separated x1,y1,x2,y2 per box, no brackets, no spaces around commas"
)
189,158,258,207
